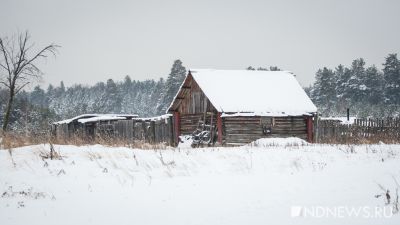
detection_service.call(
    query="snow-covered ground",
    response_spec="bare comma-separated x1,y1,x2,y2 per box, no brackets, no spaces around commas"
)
1,138,400,225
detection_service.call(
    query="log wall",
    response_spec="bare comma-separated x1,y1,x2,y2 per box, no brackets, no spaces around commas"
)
223,116,308,145
180,113,217,135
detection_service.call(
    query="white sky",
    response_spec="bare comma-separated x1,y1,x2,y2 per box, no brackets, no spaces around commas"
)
1,0,400,88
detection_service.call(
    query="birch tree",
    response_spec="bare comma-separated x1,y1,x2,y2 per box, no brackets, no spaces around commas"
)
0,31,59,132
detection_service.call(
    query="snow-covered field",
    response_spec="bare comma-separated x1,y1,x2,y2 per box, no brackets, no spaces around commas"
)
1,138,400,225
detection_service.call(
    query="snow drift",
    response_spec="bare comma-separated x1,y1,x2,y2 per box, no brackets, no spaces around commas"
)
1,139,399,225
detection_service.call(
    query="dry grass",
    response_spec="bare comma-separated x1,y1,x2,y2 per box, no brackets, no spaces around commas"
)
51,134,168,149
0,132,49,149
1,130,399,150
53,134,170,149
0,132,168,150
317,135,400,145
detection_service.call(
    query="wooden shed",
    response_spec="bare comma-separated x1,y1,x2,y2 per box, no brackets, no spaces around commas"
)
51,114,175,144
167,69,318,146
51,114,138,140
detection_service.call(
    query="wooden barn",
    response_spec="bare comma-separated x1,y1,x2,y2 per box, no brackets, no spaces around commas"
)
167,69,318,146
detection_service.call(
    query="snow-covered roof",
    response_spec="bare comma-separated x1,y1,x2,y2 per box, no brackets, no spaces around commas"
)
54,114,138,125
134,114,173,121
53,114,100,125
320,117,356,125
168,69,317,116
78,116,127,124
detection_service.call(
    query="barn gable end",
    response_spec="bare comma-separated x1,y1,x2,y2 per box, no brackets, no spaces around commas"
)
168,73,217,114
167,73,219,144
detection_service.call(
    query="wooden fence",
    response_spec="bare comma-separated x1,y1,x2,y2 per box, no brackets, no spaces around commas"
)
316,117,400,143
111,116,174,145
52,115,175,145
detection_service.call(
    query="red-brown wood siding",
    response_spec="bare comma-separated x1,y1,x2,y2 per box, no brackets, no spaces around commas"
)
217,112,223,144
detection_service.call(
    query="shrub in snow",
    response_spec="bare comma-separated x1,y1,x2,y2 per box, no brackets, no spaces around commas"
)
39,143,62,160
247,137,309,148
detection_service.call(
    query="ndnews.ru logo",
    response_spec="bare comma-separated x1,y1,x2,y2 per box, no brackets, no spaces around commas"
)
291,206,393,218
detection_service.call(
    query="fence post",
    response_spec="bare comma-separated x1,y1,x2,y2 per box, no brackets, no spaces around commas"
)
141,121,147,141
173,112,180,145
150,121,155,144
313,113,319,143
168,115,174,146
307,116,313,143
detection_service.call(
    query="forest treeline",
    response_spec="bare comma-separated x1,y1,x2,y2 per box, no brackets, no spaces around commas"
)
0,60,187,135
1,55,399,135
307,53,400,117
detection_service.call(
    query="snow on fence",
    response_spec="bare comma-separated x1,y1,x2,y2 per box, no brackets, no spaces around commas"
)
316,117,400,143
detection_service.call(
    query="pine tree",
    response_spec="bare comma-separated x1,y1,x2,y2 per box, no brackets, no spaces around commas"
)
364,65,384,104
334,65,351,102
246,66,280,71
312,67,336,112
152,78,165,115
246,66,255,70
347,58,367,103
60,81,65,93
30,86,48,108
47,84,54,95
157,59,186,114
100,79,122,113
331,65,350,114
257,67,269,71
120,75,134,114
269,66,281,71
383,53,400,104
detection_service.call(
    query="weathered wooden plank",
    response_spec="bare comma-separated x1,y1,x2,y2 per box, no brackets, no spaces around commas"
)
224,117,261,121
225,126,306,131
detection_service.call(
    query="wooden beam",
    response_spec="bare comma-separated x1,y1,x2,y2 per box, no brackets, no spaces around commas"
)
181,86,191,89
174,111,181,145
313,113,319,143
306,116,313,143
217,112,223,144
168,116,174,146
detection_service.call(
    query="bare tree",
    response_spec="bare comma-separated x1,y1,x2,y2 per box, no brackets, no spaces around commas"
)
0,31,59,132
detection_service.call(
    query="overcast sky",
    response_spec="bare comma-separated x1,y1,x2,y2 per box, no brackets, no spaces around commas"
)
1,0,400,88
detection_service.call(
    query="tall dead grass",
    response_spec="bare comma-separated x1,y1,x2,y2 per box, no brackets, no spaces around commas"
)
52,134,167,149
1,132,49,149
0,132,167,150
2,130,398,150
317,135,400,145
